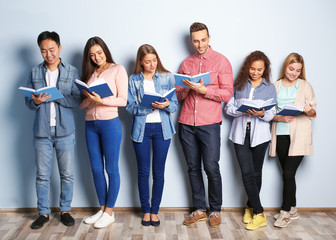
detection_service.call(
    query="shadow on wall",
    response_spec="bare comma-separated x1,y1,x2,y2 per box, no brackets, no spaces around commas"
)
69,52,98,207
120,59,139,207
9,45,37,207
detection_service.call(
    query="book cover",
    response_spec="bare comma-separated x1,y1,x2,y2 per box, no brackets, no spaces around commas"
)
75,78,113,98
18,86,64,102
140,88,176,108
237,98,276,113
174,72,211,87
277,104,304,116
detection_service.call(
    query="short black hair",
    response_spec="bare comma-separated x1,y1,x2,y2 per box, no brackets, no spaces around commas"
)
37,31,61,47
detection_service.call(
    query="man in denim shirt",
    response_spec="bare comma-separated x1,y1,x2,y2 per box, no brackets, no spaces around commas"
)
25,31,81,229
176,22,233,227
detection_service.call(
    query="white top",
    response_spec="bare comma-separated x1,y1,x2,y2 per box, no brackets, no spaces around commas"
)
144,79,161,123
247,88,255,122
46,69,59,126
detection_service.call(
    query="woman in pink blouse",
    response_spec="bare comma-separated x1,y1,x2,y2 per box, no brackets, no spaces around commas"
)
79,37,128,228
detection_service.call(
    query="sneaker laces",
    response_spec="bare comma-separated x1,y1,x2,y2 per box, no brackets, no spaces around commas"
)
209,212,219,218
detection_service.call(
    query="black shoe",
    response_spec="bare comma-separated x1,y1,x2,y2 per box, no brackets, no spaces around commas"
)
60,213,75,226
151,218,160,227
31,215,49,229
141,219,151,226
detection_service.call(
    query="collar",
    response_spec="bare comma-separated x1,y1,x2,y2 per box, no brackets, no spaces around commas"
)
140,71,159,80
248,78,268,86
42,58,64,70
194,45,214,59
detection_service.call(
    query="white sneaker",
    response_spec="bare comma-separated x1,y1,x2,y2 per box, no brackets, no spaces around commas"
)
84,210,103,224
94,212,115,228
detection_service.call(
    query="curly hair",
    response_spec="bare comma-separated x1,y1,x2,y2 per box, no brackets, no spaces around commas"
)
235,51,271,91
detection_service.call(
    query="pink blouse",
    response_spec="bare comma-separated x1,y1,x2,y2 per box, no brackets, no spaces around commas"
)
79,63,128,120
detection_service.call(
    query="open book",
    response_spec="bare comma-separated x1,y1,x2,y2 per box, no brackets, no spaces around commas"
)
174,72,211,87
75,78,113,98
140,88,176,108
18,86,64,102
237,98,276,113
277,104,304,116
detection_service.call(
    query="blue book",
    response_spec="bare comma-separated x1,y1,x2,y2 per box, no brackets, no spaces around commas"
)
174,72,211,87
18,86,64,102
75,78,113,98
237,98,275,113
140,88,176,108
277,104,304,116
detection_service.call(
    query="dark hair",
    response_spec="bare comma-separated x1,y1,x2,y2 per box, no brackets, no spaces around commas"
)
81,36,115,83
37,31,60,47
190,22,209,36
134,44,169,74
235,51,271,91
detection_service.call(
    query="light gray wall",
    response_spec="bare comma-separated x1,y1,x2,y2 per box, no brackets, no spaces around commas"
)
0,0,335,209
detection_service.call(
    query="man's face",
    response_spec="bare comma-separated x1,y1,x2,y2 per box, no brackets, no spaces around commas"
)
39,39,61,67
190,29,210,55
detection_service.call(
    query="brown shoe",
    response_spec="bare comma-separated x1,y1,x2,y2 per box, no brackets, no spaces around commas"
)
209,212,221,227
183,211,207,225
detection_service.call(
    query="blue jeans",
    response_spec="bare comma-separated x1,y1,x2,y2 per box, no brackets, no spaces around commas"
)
233,127,269,214
133,123,171,214
34,127,75,215
178,123,222,212
85,118,122,208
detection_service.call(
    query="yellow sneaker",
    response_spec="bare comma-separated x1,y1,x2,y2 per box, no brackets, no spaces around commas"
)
245,213,267,230
243,208,253,224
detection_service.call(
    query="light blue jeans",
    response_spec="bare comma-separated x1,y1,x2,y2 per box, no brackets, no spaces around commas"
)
34,127,75,215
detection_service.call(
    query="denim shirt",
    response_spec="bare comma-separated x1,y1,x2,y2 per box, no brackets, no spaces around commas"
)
126,71,178,142
25,61,81,137
225,79,277,147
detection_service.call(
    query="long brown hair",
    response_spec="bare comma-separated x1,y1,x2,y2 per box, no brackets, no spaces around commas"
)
278,53,306,81
235,51,271,91
134,44,169,74
81,36,115,83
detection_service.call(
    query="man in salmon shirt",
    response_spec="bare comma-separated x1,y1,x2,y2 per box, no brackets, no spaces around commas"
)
176,22,233,228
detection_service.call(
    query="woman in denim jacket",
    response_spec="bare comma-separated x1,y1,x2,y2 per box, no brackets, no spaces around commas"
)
126,44,177,227
225,51,276,230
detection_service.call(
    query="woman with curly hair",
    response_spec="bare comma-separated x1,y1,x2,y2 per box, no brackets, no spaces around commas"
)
225,51,276,230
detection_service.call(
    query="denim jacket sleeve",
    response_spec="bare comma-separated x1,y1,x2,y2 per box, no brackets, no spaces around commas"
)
54,68,81,109
126,74,153,116
257,84,277,122
162,73,178,113
25,70,41,111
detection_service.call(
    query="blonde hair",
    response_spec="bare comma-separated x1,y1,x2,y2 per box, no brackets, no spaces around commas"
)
278,53,306,81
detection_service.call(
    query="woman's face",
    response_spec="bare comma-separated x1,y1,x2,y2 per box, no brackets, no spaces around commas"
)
249,60,265,81
141,54,157,74
89,44,107,67
285,63,303,81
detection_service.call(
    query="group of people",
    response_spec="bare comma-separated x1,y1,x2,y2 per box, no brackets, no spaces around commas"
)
24,22,316,231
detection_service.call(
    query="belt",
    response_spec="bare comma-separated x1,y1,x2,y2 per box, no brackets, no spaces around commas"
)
246,122,251,130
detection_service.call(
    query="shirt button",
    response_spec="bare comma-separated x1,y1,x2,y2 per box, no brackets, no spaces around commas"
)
196,100,198,103
195,111,197,113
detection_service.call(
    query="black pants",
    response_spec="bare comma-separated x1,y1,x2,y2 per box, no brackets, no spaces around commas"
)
233,126,269,215
276,135,303,211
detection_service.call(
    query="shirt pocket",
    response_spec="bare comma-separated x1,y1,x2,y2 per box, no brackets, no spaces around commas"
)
58,78,72,95
32,78,44,90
